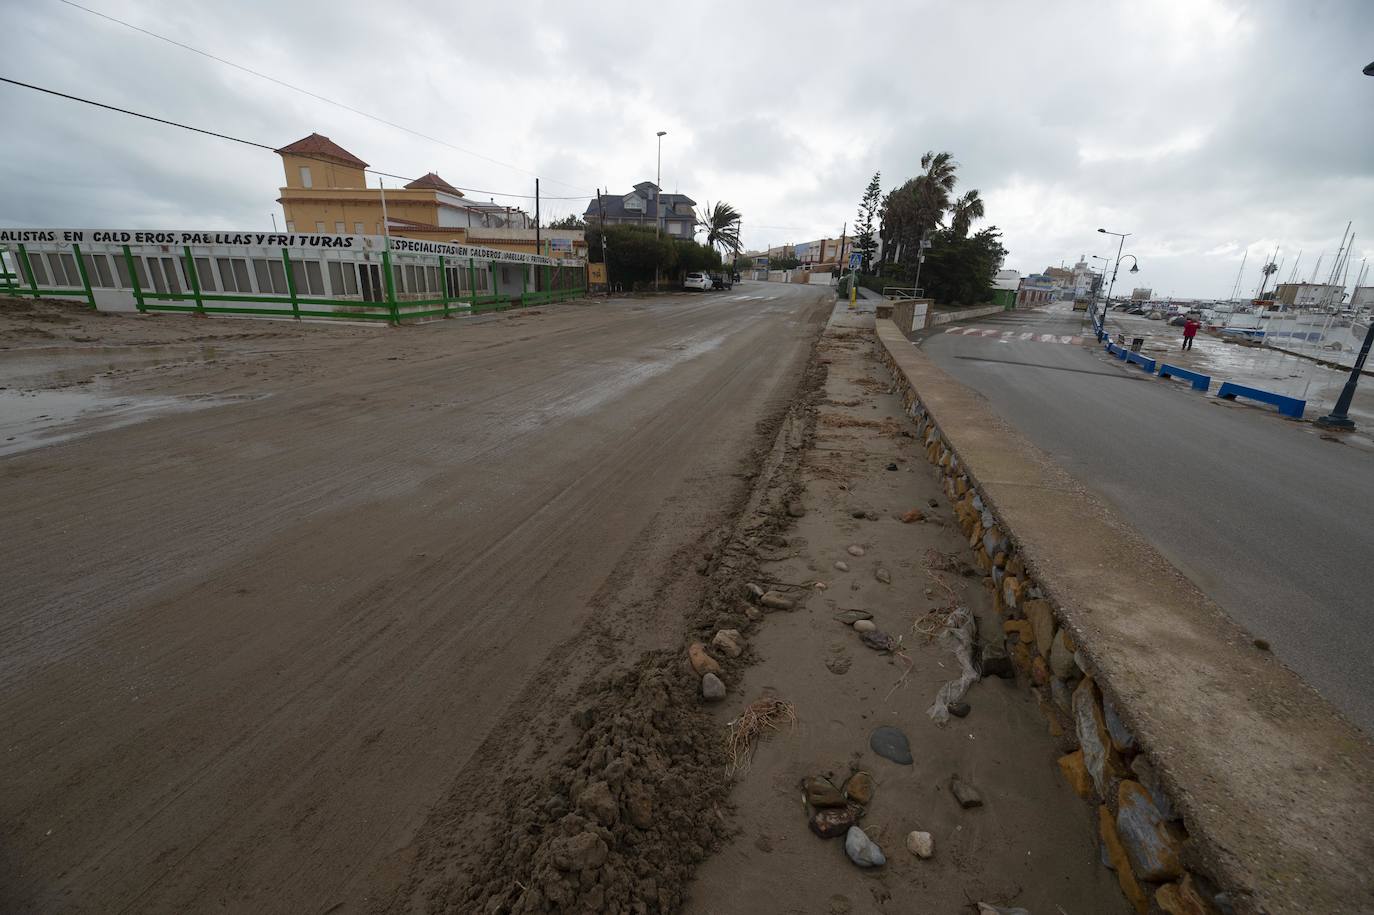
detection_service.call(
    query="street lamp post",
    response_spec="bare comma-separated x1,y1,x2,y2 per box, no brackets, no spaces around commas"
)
1097,228,1140,325
655,130,667,291
1315,61,1374,429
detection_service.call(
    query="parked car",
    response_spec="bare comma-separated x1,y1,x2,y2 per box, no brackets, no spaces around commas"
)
710,272,733,290
683,272,712,291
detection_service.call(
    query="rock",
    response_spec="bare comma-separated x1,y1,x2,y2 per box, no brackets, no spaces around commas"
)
1073,678,1121,797
850,509,867,519
833,609,872,625
905,830,934,859
874,567,891,584
869,726,913,765
802,775,846,808
744,605,763,622
947,702,971,718
1115,780,1184,880
1023,598,1056,657
744,582,765,600
833,560,850,572
1102,693,1136,753
711,629,744,658
1051,677,1073,715
950,776,983,809
1099,804,1150,913
1031,655,1052,687
1155,874,1218,915
852,618,877,633
760,591,795,611
1057,750,1094,799
842,771,874,806
846,544,865,557
861,629,897,652
900,508,925,523
928,498,939,508
625,781,654,829
1049,628,1078,679
576,781,618,827
844,826,886,867
701,672,726,702
980,655,1014,679
1129,755,1177,821
886,462,898,471
976,906,1030,915
550,831,609,871
864,511,880,521
787,500,806,518
687,642,721,676
809,806,856,838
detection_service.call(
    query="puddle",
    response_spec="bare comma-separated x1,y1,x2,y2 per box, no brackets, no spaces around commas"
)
0,344,220,389
0,387,253,457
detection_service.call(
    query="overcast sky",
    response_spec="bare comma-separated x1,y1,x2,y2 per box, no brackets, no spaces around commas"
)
5,0,1372,299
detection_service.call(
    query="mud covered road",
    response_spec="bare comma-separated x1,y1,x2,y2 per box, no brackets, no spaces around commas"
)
0,284,831,913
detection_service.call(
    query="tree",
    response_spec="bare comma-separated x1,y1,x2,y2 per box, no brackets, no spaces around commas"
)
918,226,1007,305
735,256,754,272
879,150,962,277
697,201,742,255
547,214,585,229
767,254,801,270
855,172,881,271
949,189,985,238
586,224,678,288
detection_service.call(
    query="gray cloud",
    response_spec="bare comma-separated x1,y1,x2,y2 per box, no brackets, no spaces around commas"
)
3,0,1372,296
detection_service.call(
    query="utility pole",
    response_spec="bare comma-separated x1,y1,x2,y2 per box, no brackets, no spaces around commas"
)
534,178,541,291
597,187,610,295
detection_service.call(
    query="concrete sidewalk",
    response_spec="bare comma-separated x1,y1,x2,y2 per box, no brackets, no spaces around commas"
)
878,318,1374,915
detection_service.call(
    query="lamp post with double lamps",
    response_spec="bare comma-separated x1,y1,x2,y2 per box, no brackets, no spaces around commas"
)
1097,227,1140,324
1316,60,1374,429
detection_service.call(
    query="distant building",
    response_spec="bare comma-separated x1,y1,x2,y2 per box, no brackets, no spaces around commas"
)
583,183,697,239
1017,273,1055,307
273,133,581,257
992,269,1020,309
1042,265,1074,300
1275,282,1347,308
794,237,853,270
1132,287,1153,301
1352,286,1374,309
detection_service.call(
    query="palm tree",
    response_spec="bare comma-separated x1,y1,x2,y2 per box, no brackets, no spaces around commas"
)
949,190,985,238
913,150,958,236
697,201,742,255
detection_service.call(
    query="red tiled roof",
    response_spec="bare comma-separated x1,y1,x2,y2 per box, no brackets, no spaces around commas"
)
274,133,369,168
404,172,462,195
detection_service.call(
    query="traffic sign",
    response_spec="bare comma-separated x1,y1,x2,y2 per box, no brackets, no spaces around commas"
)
848,253,862,269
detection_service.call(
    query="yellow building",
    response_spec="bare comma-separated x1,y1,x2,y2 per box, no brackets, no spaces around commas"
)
274,134,584,256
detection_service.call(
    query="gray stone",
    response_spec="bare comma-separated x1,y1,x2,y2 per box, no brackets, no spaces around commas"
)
760,591,794,610
1102,693,1136,753
869,726,913,765
861,629,897,652
947,702,971,718
833,609,872,625
1073,679,1115,797
711,629,743,658
1049,628,1078,679
851,509,867,519
1129,755,1177,821
1051,677,1073,716
846,544,865,557
1116,780,1184,880
950,777,983,809
701,672,726,702
844,826,886,867
875,567,891,584
787,501,806,518
744,582,765,600
833,560,850,572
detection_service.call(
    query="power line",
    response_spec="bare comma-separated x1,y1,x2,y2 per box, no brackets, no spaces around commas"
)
0,76,590,201
56,0,593,195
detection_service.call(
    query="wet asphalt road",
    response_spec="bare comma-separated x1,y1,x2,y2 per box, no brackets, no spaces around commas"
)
920,306,1374,734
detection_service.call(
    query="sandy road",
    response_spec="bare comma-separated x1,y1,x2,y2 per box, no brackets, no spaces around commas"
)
0,283,831,913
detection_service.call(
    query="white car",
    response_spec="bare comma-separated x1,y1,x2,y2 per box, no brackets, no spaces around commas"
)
683,272,712,291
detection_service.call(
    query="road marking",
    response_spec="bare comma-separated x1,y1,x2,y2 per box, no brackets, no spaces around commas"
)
1020,332,1035,340
949,326,1083,347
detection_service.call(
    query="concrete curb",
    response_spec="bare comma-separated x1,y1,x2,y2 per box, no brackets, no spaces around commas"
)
874,318,1374,914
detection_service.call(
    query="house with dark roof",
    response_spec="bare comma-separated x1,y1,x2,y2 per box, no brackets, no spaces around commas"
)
583,182,697,240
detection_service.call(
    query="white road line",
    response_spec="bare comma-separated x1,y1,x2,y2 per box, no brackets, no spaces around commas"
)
981,329,999,337
961,327,982,335
1060,335,1074,344
1039,333,1057,342
1020,332,1035,340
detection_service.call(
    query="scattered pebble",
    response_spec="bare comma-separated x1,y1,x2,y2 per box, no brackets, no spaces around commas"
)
900,509,925,523
701,672,726,702
744,605,763,622
886,462,898,471
950,776,983,809
870,726,913,765
947,702,971,718
1254,638,1271,652
853,619,877,633
846,545,865,557
712,629,743,658
861,629,897,652
832,609,872,624
809,807,855,839
760,591,794,610
842,771,874,806
745,582,765,600
802,776,846,808
850,509,867,519
864,511,880,521
928,498,939,508
844,826,886,867
687,642,721,676
833,560,850,572
787,501,806,518
874,567,891,584
905,830,934,859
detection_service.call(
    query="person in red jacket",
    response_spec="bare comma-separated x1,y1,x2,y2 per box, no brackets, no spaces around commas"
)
1182,316,1200,350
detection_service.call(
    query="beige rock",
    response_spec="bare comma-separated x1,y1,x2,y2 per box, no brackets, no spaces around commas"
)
760,591,794,610
712,629,743,658
1155,875,1221,915
853,619,877,633
842,771,874,806
904,830,934,859
1049,628,1078,679
1023,598,1056,657
1057,750,1094,799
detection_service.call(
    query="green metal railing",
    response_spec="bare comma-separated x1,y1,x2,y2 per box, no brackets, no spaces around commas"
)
2,244,586,324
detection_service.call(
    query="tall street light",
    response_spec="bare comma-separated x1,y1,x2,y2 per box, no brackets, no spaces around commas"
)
1097,227,1140,324
655,131,667,238
1316,61,1374,429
